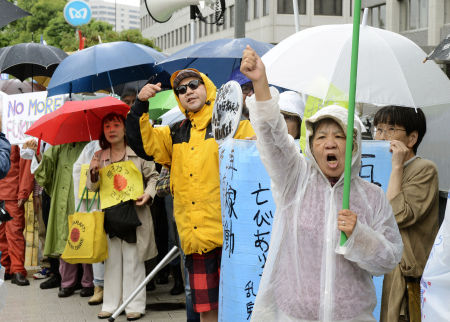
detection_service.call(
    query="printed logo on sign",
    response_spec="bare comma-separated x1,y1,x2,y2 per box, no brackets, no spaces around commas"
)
69,8,88,20
64,0,91,26
114,174,128,191
68,220,86,250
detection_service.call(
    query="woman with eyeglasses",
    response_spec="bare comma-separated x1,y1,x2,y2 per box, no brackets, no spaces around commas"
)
373,106,439,322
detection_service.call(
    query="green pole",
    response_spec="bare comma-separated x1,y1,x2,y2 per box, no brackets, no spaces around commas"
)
340,0,362,246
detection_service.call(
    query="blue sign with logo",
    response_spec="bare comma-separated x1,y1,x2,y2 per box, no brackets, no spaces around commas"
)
64,0,91,27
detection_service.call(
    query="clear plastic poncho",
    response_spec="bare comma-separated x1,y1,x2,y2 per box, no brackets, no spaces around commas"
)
247,88,403,322
72,141,101,211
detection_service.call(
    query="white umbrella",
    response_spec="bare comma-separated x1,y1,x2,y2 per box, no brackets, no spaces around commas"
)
262,24,450,108
158,106,185,126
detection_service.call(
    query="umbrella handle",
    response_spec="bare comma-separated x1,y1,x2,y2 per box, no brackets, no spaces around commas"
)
36,135,42,156
83,110,93,141
107,71,115,95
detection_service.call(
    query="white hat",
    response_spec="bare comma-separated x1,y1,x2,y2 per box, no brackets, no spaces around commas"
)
279,91,305,119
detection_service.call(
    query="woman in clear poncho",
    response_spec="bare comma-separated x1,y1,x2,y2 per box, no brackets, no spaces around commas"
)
241,47,403,321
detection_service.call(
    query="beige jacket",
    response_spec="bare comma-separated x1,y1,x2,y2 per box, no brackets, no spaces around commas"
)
381,157,439,321
87,146,158,262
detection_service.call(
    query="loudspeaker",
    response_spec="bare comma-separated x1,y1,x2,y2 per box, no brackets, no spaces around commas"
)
145,0,212,23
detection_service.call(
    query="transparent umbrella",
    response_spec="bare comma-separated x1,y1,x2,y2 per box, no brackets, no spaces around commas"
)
262,24,450,108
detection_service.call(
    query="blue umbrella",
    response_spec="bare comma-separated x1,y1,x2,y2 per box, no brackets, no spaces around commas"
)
47,41,169,96
157,38,273,87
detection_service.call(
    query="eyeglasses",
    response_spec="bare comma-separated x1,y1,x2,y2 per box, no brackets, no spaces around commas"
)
175,79,204,95
372,126,407,139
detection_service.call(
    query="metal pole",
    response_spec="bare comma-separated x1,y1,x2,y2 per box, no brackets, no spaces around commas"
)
190,5,196,45
234,0,246,38
293,0,300,32
340,0,362,246
108,247,180,322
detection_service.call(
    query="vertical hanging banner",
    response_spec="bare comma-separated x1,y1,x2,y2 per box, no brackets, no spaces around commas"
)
1,91,64,145
219,139,391,322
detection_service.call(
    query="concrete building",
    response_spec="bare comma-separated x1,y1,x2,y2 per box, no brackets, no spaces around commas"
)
140,0,450,53
85,0,140,32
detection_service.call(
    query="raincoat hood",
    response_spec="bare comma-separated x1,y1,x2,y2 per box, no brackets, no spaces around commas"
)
170,68,217,130
304,105,362,181
246,87,402,321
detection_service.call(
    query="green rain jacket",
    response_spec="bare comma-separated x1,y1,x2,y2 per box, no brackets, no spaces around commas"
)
34,142,88,256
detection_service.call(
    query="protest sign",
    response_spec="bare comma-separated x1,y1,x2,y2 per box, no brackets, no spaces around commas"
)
421,192,450,321
99,160,144,209
1,91,64,145
78,164,96,200
219,139,391,322
299,86,348,152
212,81,243,145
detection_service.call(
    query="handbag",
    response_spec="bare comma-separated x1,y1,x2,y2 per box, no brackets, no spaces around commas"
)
61,188,108,264
104,200,141,243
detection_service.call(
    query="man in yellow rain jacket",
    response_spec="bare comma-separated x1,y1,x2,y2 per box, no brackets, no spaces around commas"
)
126,69,254,322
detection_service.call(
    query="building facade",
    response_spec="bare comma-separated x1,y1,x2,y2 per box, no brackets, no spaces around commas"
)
85,0,140,32
140,0,450,53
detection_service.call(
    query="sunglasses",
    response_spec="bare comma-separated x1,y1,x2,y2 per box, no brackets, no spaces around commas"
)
175,79,204,95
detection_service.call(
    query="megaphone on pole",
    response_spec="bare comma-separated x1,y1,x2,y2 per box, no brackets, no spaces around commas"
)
144,0,214,23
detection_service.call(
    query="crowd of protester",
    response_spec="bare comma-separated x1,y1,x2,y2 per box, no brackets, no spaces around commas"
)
0,47,443,322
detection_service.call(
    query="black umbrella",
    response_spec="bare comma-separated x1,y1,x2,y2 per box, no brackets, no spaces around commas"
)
0,0,30,29
426,35,450,62
113,80,148,97
0,43,68,81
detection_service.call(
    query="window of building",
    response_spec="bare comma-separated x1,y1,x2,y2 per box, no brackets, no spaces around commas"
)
246,0,250,21
176,29,179,46
446,0,450,23
188,24,191,42
171,31,174,47
263,0,270,16
199,20,202,38
407,0,428,30
204,18,208,36
368,4,386,29
222,9,227,29
230,5,235,27
210,14,214,34
254,0,260,18
314,0,342,16
184,25,187,43
277,0,306,14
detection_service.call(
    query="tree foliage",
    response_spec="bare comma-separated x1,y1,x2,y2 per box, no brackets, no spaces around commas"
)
0,0,159,51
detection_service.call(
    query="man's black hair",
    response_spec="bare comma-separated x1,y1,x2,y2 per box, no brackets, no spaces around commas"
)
373,105,426,154
120,88,137,100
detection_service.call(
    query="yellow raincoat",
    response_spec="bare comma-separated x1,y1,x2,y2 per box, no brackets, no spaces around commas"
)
126,70,254,255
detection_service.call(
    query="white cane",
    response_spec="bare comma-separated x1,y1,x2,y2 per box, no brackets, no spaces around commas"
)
108,246,180,321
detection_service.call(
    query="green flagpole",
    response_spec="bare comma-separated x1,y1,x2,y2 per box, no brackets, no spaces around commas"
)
340,0,362,246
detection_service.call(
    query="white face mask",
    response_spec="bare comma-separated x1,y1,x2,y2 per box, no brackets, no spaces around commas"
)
20,147,35,160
